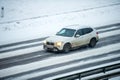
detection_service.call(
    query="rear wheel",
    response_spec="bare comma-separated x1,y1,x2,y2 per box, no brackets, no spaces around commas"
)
89,38,96,47
63,43,71,53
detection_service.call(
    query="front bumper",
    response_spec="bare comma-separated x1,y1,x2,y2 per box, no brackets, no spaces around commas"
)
43,44,62,52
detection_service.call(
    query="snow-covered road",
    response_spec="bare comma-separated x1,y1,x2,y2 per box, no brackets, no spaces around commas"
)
0,0,120,79
0,24,120,80
0,25,120,59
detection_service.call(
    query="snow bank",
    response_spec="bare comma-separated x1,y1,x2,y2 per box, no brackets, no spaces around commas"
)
0,0,120,45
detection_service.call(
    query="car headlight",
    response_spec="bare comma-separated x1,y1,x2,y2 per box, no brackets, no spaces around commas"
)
43,40,47,44
55,42,63,47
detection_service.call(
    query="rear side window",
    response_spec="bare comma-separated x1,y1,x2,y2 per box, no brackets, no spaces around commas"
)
82,28,93,35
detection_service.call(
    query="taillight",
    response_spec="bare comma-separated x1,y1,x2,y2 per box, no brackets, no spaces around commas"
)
96,32,98,35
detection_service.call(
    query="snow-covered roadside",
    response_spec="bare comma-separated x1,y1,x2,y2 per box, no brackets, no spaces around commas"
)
0,0,119,23
0,5,120,46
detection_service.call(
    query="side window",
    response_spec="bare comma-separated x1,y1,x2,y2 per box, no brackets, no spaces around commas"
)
75,29,83,36
82,28,93,35
88,28,93,32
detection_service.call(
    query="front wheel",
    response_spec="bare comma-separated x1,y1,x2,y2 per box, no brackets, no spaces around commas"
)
63,44,71,53
89,38,96,47
43,45,49,52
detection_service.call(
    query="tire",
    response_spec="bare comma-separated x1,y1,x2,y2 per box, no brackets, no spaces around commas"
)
63,43,71,53
89,38,96,47
43,45,49,52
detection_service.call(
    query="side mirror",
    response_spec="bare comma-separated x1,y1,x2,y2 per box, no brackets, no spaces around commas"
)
75,34,80,38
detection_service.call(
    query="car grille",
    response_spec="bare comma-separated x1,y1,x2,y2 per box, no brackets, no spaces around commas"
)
46,42,54,45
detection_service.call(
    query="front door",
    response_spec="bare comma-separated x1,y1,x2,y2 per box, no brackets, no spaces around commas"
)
71,29,85,47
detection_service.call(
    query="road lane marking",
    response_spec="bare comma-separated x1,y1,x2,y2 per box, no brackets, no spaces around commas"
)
0,42,120,78
0,45,43,59
97,26,118,32
0,41,42,51
99,29,120,38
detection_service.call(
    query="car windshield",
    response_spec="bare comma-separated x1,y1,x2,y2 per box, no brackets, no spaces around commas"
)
56,28,76,37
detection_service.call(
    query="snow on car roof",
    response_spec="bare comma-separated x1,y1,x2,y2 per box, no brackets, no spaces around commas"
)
64,24,90,30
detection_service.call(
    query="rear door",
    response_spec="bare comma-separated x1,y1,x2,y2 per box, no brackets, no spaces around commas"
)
82,28,93,44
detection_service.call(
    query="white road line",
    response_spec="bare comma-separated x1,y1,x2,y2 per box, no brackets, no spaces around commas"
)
0,29,120,59
97,26,118,32
11,54,120,80
0,41,42,51
99,29,120,38
0,42,120,78
0,45,43,59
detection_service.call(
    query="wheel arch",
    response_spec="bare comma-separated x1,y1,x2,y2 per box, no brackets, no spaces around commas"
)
89,37,97,47
63,42,72,48
90,37,97,42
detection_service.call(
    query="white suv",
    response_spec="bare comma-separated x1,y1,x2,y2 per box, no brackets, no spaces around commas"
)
43,25,99,52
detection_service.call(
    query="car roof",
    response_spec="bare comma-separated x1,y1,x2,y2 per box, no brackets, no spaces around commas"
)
64,24,91,30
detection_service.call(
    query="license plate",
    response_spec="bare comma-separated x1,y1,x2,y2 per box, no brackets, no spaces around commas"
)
47,45,54,48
